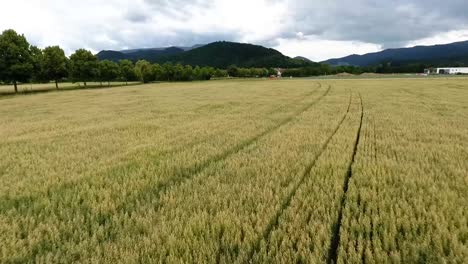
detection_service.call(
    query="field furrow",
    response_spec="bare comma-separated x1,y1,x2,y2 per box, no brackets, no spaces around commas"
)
244,91,352,262
336,80,468,263
250,92,363,263
0,81,323,196
0,78,466,263
328,93,364,264
0,81,330,261
46,84,348,263
0,82,322,201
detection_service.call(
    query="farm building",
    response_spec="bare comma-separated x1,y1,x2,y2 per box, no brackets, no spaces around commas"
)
424,67,468,75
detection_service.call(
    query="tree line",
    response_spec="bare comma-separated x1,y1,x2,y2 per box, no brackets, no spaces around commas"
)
4,28,433,94
0,29,284,93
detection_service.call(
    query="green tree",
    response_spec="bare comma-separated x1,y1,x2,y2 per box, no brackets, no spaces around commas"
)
173,64,185,81
152,64,164,81
162,63,174,81
199,67,214,80
118,59,135,85
227,65,239,77
238,68,252,77
213,68,227,78
69,49,98,87
183,65,194,81
268,68,277,76
0,29,34,93
193,66,202,80
42,46,68,89
135,60,153,83
30,46,49,83
98,60,119,86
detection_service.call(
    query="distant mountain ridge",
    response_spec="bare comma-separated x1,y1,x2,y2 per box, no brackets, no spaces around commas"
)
323,40,468,66
294,56,313,63
97,46,190,62
119,44,204,54
97,41,313,68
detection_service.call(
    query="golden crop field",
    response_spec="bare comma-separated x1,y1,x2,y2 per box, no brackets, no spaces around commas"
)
0,78,467,263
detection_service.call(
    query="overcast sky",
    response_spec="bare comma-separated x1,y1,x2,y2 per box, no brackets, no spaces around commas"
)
1,0,468,61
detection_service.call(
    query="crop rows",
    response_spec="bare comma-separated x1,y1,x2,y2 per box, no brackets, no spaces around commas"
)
335,79,468,263
1,78,467,263
77,85,350,263
0,81,320,196
0,80,330,261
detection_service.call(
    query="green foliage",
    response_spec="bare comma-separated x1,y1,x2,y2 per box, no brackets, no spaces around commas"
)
98,60,119,85
97,42,314,69
134,60,154,83
227,65,239,77
214,68,228,78
118,59,136,84
30,46,48,83
0,29,34,92
162,62,174,81
282,64,364,77
41,46,68,88
152,63,164,81
182,65,194,81
157,41,313,68
69,49,98,86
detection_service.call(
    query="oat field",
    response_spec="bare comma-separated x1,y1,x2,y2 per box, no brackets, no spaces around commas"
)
0,78,467,263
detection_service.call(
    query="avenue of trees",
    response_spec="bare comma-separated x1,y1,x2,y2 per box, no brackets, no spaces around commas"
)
0,29,261,93
4,29,434,94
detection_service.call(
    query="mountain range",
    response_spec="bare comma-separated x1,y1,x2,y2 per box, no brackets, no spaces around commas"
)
323,40,468,67
97,40,468,69
119,44,204,54
97,42,312,68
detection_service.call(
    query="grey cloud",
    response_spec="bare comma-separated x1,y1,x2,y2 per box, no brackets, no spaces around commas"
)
125,10,151,23
287,0,468,47
106,29,240,51
117,0,468,52
142,0,215,19
26,0,468,54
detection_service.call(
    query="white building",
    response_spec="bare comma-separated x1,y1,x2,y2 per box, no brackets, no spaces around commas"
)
425,67,468,75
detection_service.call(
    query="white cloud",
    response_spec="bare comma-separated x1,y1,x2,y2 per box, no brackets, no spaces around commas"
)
406,29,468,47
274,36,382,62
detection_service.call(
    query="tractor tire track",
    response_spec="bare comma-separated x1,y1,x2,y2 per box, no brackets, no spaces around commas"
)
1,84,329,260
127,82,323,160
0,83,322,214
117,85,332,214
328,93,364,264
239,91,353,263
155,83,322,159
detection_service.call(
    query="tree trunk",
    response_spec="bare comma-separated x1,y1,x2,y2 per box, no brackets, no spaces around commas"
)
13,81,18,93
84,81,87,87
55,80,59,90
125,81,128,85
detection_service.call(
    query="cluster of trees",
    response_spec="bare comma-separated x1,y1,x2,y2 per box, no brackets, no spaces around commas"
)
0,29,138,92
7,28,448,94
132,60,229,83
282,65,369,77
0,29,245,93
226,65,278,78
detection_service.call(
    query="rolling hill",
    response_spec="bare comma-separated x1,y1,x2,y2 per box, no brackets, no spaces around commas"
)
323,40,468,66
97,46,187,62
119,44,204,54
97,41,313,68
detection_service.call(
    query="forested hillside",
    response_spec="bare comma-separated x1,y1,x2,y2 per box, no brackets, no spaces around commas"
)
98,41,313,68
